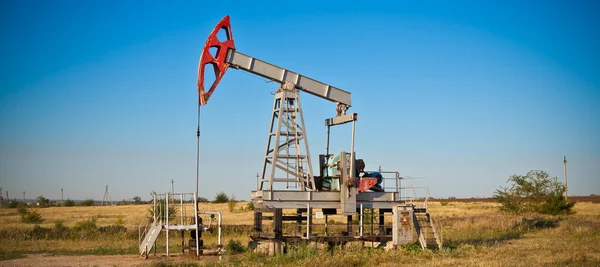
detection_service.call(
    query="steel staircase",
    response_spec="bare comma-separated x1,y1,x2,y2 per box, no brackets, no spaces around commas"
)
139,222,163,256
413,207,441,250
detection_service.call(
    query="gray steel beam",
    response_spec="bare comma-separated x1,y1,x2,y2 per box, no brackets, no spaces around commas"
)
226,49,352,107
325,113,358,126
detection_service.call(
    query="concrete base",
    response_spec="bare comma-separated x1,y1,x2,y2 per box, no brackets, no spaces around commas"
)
254,241,285,256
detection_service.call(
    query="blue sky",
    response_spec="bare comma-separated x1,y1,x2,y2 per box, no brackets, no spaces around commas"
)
1,1,598,201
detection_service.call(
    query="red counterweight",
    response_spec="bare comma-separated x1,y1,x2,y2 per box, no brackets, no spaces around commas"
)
197,15,236,106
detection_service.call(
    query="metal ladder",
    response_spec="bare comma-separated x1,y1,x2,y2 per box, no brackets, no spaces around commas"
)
413,208,442,250
139,222,162,256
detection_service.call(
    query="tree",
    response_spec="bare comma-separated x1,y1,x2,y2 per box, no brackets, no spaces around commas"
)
494,170,575,215
80,199,95,206
197,197,209,203
36,195,50,207
132,196,143,204
213,192,229,203
63,199,75,207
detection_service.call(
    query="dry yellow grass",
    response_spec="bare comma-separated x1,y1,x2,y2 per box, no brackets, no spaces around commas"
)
1,201,599,266
0,202,255,230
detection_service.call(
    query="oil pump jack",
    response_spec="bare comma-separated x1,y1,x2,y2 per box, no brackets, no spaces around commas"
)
197,15,440,253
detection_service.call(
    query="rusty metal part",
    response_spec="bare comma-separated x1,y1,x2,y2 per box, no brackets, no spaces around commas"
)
358,178,378,193
197,15,236,106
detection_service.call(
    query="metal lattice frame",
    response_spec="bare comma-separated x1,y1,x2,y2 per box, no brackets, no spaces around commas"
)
260,82,315,191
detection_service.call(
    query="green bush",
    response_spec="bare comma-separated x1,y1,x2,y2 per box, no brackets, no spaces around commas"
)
440,201,449,206
147,199,177,222
247,202,255,211
225,239,246,254
21,209,44,224
36,196,50,207
17,203,28,215
80,199,95,206
63,199,75,207
114,216,126,226
228,197,237,213
494,170,575,215
73,218,98,231
214,192,229,203
7,200,19,208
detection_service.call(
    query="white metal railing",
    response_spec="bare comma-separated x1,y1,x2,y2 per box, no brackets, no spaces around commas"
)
140,192,224,257
399,176,432,208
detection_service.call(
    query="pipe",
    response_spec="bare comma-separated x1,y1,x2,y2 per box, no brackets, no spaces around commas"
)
359,204,363,237
194,192,200,257
326,125,330,155
350,120,356,181
306,203,311,239
199,211,222,248
166,193,169,257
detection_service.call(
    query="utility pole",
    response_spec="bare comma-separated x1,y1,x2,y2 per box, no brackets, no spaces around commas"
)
61,188,64,205
23,191,26,203
171,179,175,194
563,155,568,201
102,185,113,206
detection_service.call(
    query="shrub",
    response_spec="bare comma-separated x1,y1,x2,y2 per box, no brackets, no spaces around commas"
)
147,199,177,222
494,170,575,215
114,216,126,226
80,199,95,206
73,218,98,231
53,220,69,233
16,203,28,215
21,209,44,224
225,239,246,254
63,199,75,207
440,201,449,206
36,196,50,207
7,200,19,208
228,197,237,213
214,192,229,203
197,197,209,203
247,202,255,211
132,196,143,204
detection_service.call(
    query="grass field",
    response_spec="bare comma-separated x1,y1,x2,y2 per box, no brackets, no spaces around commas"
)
1,200,599,266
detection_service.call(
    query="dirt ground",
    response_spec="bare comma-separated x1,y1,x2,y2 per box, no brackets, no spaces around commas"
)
1,253,217,267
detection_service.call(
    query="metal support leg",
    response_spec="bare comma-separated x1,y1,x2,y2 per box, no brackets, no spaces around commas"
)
296,209,302,236
274,209,283,240
254,210,263,236
346,215,353,236
379,209,385,235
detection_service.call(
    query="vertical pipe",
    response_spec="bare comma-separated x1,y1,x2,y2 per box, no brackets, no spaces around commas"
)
325,214,328,236
395,172,399,194
307,203,311,239
218,212,222,248
326,125,330,155
166,193,169,257
153,194,156,223
378,209,385,235
359,204,363,237
193,193,199,257
350,120,356,180
180,193,184,225
564,155,568,201
370,208,374,235
196,106,200,212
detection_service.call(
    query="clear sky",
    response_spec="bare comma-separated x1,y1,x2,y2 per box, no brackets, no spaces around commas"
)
1,0,598,202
